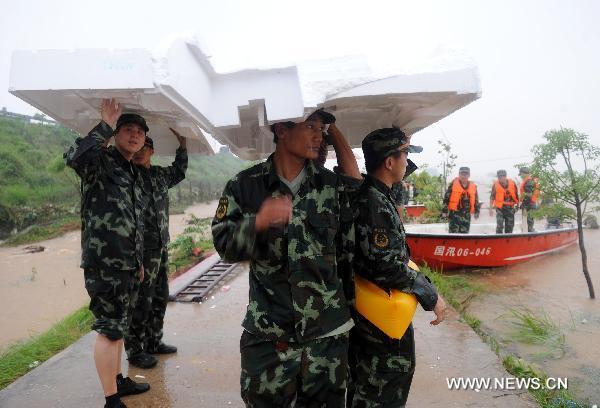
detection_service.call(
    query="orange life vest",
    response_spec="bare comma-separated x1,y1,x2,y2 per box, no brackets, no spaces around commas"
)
448,178,477,213
493,180,518,208
519,175,540,204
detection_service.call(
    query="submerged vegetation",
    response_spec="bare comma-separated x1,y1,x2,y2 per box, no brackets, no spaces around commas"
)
420,265,583,407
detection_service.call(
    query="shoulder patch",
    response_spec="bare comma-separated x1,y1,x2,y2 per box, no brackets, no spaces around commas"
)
372,228,390,249
215,197,228,221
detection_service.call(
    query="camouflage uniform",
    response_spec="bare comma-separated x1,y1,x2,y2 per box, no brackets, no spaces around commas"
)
212,155,355,407
125,148,187,357
349,130,438,408
521,178,537,232
64,121,148,340
490,181,519,234
442,182,480,233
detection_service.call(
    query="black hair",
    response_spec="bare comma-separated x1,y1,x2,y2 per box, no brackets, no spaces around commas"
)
270,121,296,143
365,151,401,174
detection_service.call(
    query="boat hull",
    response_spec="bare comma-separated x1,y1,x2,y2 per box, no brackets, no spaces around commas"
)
406,228,578,270
405,204,426,217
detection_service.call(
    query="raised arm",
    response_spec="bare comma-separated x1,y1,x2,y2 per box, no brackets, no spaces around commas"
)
63,99,121,177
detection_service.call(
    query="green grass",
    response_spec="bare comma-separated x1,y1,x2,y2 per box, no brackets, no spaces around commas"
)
505,307,567,360
420,265,485,311
502,355,582,408
0,306,93,389
1,215,80,247
168,216,214,277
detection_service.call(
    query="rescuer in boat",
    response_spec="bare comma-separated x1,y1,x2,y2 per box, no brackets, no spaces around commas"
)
124,130,187,368
64,99,151,408
519,167,540,232
348,128,446,407
212,109,360,407
441,166,480,233
489,169,519,233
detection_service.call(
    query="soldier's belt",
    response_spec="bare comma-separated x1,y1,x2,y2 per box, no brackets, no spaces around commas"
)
354,260,418,339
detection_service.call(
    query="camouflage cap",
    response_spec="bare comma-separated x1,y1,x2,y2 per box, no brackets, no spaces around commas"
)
362,127,422,165
459,166,470,174
519,166,530,175
497,169,507,177
116,113,149,133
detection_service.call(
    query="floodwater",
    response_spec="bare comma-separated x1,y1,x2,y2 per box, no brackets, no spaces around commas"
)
0,200,219,350
463,224,600,405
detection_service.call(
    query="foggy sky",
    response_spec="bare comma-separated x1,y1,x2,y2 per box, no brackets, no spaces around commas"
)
1,0,599,184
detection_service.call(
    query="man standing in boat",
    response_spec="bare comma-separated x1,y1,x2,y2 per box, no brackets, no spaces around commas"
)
212,109,360,407
489,169,519,233
519,167,540,232
349,128,446,407
441,167,480,233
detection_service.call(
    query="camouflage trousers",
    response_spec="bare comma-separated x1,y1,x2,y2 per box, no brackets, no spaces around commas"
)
523,204,536,232
84,267,141,340
240,330,349,407
448,210,471,233
348,322,415,408
495,206,516,233
125,248,169,357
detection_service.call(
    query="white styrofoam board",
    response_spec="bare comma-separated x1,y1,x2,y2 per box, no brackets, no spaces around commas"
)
9,38,481,159
9,49,214,156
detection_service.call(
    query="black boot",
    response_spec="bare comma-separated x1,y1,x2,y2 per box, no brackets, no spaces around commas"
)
128,352,158,368
116,374,150,396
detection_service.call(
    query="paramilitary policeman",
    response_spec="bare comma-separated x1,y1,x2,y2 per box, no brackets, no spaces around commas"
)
519,166,540,232
212,109,358,407
442,167,480,233
64,99,151,408
349,128,446,408
125,129,188,368
489,169,519,233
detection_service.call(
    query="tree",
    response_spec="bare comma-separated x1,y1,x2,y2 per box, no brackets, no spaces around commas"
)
406,167,443,222
437,139,458,198
528,127,599,299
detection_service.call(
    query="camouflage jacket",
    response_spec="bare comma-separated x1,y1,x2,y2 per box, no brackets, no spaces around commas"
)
64,121,148,270
139,148,188,250
212,155,354,343
353,175,438,309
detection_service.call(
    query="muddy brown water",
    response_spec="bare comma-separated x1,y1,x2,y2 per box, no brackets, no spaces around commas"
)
0,200,219,351
462,226,600,405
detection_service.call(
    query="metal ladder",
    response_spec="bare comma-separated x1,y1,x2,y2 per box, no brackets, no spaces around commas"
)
172,259,238,302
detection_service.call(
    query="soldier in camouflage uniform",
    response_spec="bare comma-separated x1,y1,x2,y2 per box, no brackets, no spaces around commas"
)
212,109,359,407
64,99,150,408
519,167,539,232
348,128,446,408
125,130,188,368
442,167,480,233
489,169,519,233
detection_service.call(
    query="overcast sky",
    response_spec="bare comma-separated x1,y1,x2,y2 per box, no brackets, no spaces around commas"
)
1,0,599,183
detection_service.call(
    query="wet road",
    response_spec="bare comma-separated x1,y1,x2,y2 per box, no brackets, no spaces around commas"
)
0,261,535,407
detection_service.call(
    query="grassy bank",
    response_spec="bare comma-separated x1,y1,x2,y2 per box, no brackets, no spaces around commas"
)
420,266,583,407
168,215,214,277
1,215,80,247
0,306,92,390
